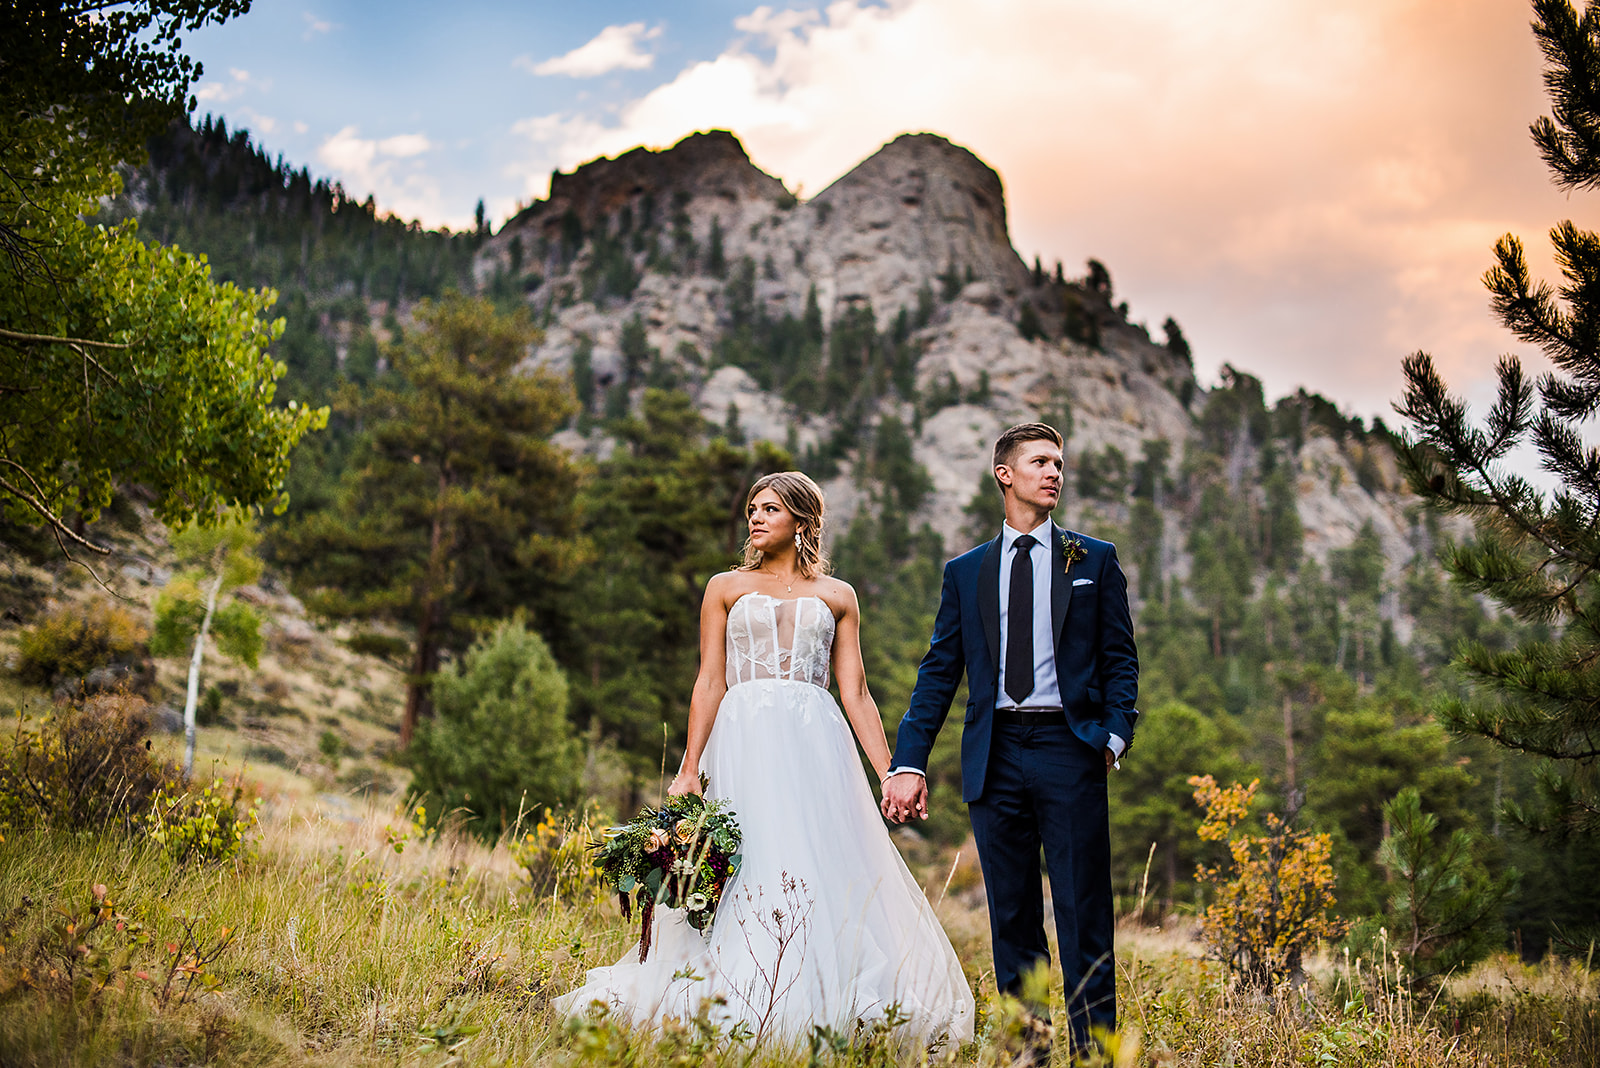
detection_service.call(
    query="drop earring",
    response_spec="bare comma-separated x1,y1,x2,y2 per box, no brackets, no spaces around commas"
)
789,531,802,592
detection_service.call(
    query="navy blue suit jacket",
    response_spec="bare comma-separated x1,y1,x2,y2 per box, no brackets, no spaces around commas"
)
890,524,1139,803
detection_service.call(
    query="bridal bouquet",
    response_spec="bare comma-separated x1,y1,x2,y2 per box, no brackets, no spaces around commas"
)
592,780,742,962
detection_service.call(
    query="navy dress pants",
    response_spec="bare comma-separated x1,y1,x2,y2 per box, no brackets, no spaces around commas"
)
968,722,1114,1048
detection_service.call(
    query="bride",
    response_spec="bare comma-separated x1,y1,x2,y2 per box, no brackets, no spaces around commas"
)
556,471,975,1045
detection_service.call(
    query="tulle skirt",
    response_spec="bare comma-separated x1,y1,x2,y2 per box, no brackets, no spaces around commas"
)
554,678,975,1046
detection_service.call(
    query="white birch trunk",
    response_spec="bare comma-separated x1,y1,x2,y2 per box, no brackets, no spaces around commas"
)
183,570,226,779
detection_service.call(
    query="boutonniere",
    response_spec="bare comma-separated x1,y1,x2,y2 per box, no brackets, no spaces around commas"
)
1061,534,1087,573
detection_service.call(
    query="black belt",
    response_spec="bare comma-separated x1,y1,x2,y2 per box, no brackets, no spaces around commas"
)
996,707,1065,726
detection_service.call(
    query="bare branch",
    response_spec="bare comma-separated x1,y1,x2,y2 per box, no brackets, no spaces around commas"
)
44,515,134,604
0,462,110,554
0,327,129,349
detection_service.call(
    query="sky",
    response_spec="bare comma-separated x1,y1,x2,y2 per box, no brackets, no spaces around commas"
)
182,0,1582,428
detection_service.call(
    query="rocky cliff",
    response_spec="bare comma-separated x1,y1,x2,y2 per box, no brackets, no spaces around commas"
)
480,130,1426,619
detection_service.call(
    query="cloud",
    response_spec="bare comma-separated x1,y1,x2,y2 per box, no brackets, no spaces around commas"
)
239,109,278,135
521,22,663,78
505,0,1569,420
377,133,431,158
303,12,336,39
316,126,449,224
194,67,262,104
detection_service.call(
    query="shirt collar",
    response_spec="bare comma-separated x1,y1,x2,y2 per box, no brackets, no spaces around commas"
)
1001,517,1054,552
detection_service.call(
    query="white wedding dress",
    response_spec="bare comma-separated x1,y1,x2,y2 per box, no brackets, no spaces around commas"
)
556,592,975,1046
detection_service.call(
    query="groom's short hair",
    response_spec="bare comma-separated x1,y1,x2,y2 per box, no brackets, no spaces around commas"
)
992,423,1064,490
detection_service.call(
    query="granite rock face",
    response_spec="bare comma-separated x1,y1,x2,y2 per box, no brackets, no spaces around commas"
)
801,133,1031,330
482,129,1426,603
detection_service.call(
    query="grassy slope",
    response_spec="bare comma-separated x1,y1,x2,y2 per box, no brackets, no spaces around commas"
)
0,788,1595,1067
0,509,410,796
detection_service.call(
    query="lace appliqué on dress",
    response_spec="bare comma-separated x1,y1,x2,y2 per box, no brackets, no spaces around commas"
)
725,593,835,690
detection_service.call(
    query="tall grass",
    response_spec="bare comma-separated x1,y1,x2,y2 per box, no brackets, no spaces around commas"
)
0,795,1593,1066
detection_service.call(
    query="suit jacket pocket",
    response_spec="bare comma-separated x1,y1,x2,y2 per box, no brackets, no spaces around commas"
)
1086,686,1103,707
964,701,977,724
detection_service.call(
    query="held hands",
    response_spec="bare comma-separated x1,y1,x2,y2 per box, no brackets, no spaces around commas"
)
880,772,928,824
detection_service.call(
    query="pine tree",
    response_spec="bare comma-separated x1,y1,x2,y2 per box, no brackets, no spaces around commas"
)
1396,0,1600,836
1086,258,1112,297
1109,701,1250,910
1162,316,1192,363
1017,300,1044,342
275,295,579,745
1370,788,1515,990
707,216,726,279
561,390,788,792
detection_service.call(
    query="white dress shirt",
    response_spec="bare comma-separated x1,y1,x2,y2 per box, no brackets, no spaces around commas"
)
997,518,1063,710
888,520,1123,782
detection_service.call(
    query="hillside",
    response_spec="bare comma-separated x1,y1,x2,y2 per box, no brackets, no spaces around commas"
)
480,130,1425,616
106,119,1425,616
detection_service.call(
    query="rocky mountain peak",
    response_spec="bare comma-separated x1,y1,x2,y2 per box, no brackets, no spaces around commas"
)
810,132,1026,310
478,130,1421,597
509,129,789,248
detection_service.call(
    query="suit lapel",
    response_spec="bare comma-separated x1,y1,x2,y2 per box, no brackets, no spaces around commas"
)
1051,522,1072,649
977,534,1002,668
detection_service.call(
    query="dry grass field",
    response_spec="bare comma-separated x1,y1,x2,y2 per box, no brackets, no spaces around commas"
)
0,767,1593,1068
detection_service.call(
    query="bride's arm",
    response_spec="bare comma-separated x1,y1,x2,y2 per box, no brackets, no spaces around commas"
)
669,573,733,796
831,584,892,782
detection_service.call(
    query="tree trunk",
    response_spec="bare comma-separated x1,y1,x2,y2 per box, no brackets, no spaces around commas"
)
1282,693,1297,798
183,569,226,779
401,604,435,748
401,468,451,748
1164,845,1178,913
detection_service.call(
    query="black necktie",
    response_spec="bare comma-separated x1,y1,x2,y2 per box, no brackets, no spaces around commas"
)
1006,534,1036,705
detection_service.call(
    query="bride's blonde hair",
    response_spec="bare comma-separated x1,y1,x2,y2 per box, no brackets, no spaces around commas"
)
737,471,830,579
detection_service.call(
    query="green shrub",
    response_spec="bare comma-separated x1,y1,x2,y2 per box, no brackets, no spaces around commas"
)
318,728,344,767
507,805,609,901
198,684,226,726
144,778,260,864
408,619,580,840
0,692,174,835
14,600,148,688
243,742,292,768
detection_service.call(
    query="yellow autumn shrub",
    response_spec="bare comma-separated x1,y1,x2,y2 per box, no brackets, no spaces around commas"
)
1188,774,1346,990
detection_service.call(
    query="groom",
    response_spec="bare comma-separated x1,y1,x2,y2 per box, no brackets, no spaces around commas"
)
882,422,1138,1054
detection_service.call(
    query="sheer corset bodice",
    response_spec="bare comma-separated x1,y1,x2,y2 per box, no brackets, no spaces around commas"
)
725,592,835,689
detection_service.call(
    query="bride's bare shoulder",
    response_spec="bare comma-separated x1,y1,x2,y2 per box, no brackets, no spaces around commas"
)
815,576,858,618
704,570,754,608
